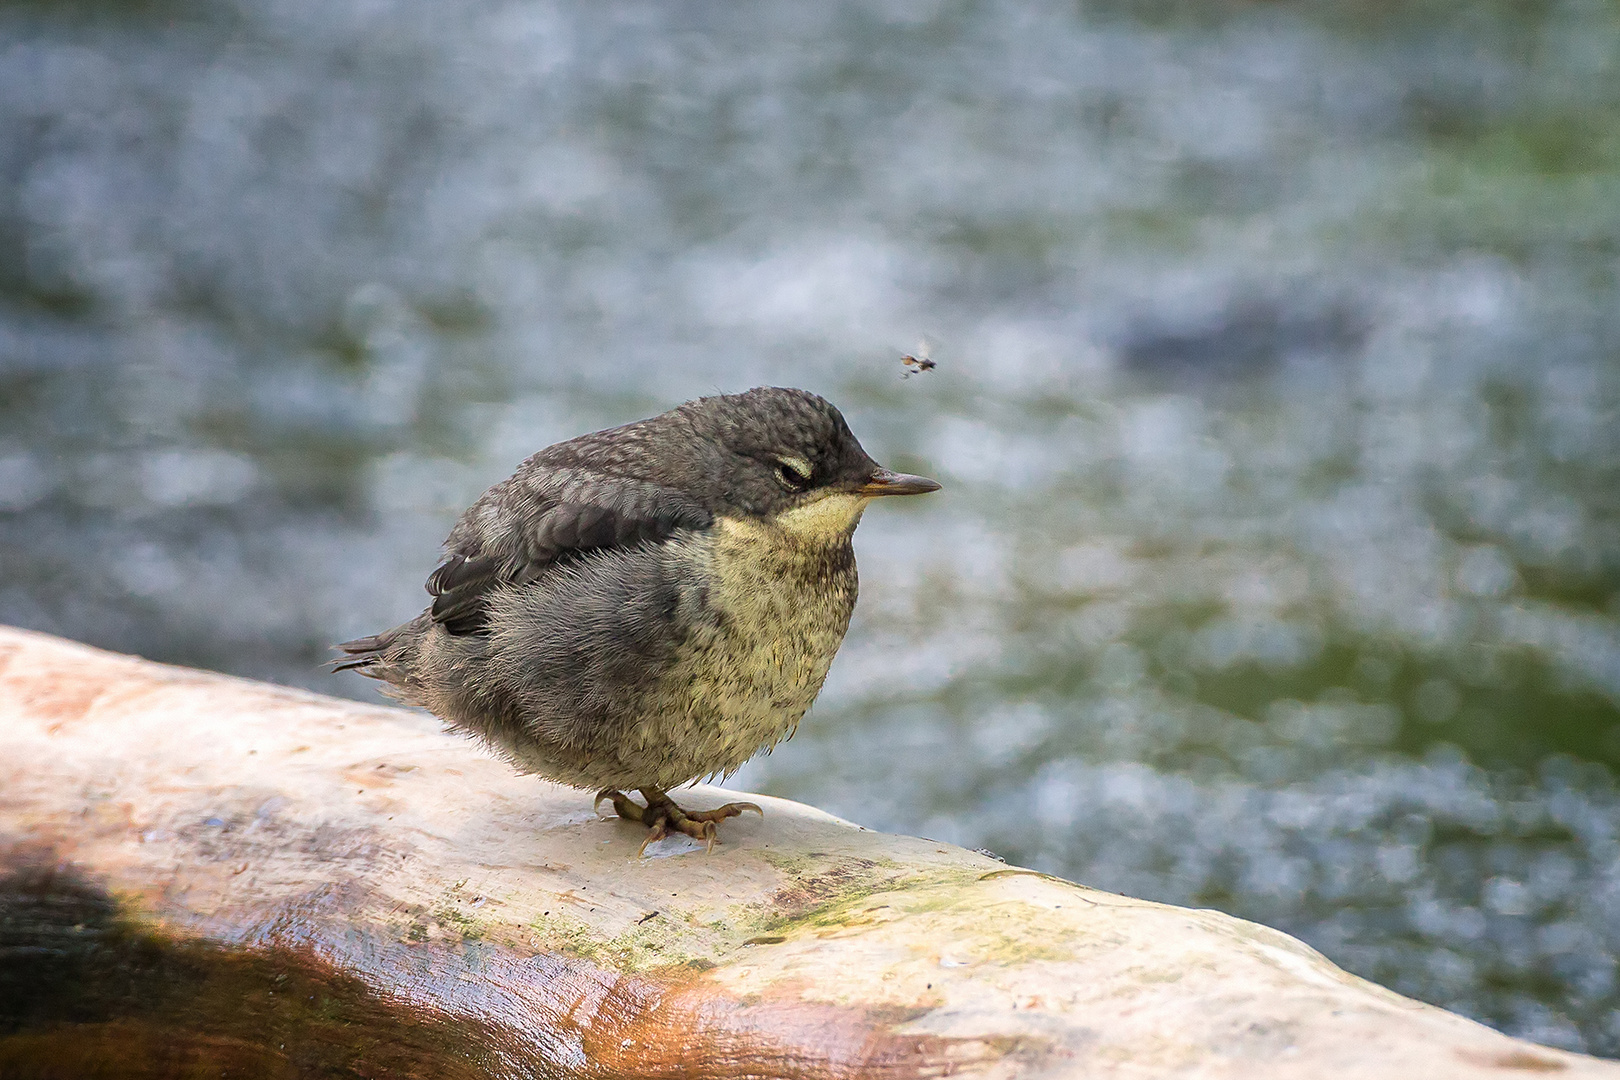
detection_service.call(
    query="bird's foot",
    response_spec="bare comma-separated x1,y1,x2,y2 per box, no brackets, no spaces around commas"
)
595,787,763,855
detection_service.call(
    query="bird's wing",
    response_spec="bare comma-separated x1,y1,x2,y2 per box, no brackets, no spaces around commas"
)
425,469,713,635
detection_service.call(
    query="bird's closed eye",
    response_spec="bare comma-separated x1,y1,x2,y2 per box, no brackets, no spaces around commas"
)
773,455,813,491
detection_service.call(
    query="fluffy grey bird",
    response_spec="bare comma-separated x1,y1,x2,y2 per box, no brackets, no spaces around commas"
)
335,387,940,852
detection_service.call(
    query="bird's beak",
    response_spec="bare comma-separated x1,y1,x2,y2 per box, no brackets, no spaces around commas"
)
858,467,942,497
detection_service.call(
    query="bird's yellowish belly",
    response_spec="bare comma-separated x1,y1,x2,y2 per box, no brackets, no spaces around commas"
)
624,515,859,788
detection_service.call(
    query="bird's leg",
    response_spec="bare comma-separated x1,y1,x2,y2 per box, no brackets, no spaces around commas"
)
595,787,763,855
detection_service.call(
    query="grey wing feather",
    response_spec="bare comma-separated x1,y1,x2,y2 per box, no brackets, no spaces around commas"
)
427,470,713,635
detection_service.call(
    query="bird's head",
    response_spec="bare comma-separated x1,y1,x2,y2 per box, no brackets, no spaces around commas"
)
681,386,940,540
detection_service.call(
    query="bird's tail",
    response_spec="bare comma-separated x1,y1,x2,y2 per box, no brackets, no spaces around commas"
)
329,615,427,680
330,632,393,674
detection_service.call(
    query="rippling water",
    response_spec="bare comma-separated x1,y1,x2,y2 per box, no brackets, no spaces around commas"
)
3,0,1618,1055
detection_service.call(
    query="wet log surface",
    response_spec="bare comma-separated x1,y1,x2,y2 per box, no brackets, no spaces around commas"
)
1,625,1614,1079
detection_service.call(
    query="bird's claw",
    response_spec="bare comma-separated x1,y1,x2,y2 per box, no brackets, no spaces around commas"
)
637,819,671,857
598,788,763,856
595,789,643,821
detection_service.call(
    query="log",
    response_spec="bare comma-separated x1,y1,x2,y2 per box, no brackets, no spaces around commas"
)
0,624,1613,1079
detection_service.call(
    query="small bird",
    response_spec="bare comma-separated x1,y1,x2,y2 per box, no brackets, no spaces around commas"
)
334,387,940,853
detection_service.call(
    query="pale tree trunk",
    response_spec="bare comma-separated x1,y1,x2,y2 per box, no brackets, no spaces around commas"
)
0,625,1612,1079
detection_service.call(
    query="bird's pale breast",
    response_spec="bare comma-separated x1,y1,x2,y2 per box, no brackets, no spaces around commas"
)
619,513,859,788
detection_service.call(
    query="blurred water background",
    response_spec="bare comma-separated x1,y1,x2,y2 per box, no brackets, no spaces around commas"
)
3,0,1619,1054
